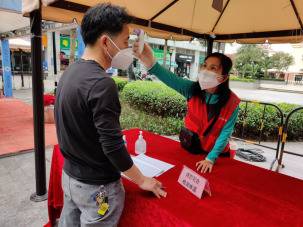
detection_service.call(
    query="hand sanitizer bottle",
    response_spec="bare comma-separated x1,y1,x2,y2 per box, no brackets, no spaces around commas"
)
135,131,146,155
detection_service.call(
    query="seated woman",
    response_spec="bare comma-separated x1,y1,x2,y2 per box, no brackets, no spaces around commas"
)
133,43,240,173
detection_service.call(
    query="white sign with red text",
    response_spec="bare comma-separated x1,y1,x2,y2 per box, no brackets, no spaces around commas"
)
178,165,211,198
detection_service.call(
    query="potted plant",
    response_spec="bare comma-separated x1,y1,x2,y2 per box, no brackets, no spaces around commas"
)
44,93,55,124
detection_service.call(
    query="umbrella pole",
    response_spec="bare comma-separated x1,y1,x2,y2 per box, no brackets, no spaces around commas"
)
29,6,47,202
163,39,168,68
52,32,58,93
207,38,214,56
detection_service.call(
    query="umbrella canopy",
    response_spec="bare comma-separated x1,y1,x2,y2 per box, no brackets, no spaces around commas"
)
0,10,29,34
20,0,303,202
22,0,303,43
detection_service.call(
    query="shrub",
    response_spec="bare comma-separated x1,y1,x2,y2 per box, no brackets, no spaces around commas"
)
234,103,303,141
120,100,183,135
120,81,303,141
230,75,256,82
121,81,186,118
277,104,303,141
112,76,128,91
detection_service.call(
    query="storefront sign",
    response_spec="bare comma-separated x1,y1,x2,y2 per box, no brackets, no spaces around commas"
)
176,53,195,63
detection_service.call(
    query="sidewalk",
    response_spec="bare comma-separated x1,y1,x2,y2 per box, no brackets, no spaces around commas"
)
233,141,303,180
260,83,303,94
166,135,303,180
232,87,303,105
0,147,53,227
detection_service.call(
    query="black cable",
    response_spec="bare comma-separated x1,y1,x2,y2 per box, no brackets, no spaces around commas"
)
236,148,266,162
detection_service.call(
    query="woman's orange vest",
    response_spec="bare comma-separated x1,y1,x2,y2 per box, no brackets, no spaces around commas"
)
184,92,240,153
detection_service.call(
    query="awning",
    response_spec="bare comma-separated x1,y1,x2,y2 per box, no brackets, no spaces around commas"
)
0,10,29,34
21,0,303,202
22,0,303,43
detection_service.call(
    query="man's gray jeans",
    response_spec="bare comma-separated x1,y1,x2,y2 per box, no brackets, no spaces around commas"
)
58,170,125,227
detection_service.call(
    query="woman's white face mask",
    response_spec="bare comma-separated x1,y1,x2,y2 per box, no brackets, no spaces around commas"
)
198,70,223,90
106,36,134,70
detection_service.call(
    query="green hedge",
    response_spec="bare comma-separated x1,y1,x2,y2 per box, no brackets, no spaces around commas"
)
234,103,303,141
230,75,256,82
112,76,128,91
273,104,303,141
121,81,186,118
121,81,303,141
120,101,183,135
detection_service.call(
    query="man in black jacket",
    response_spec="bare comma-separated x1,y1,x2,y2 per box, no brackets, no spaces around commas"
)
55,3,166,227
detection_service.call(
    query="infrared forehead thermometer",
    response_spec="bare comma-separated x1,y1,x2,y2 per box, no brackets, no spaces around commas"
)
133,29,145,54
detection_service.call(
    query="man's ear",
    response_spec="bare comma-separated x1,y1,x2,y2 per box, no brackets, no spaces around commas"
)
99,35,108,48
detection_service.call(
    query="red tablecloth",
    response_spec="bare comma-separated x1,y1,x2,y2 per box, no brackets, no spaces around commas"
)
45,129,303,227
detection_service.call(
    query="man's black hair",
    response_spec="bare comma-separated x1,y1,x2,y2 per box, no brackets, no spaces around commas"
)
81,3,132,46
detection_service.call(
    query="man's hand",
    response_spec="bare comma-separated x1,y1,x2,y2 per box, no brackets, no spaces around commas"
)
123,165,167,198
139,176,167,198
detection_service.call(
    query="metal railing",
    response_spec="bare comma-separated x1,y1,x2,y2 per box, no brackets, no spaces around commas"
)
276,107,303,171
232,100,284,170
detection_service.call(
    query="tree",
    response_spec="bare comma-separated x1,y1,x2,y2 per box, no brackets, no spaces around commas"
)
234,45,266,78
271,52,294,73
261,55,273,78
69,28,77,65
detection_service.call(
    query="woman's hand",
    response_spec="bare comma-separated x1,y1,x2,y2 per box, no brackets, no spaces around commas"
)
196,159,214,173
133,42,156,69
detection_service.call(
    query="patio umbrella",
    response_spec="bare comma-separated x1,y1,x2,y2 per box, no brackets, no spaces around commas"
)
22,0,303,43
22,0,303,201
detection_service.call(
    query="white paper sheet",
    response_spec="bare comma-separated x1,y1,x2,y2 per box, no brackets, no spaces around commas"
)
136,154,174,174
122,154,174,179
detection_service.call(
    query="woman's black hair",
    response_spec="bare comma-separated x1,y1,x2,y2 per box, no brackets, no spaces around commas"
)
195,52,233,136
